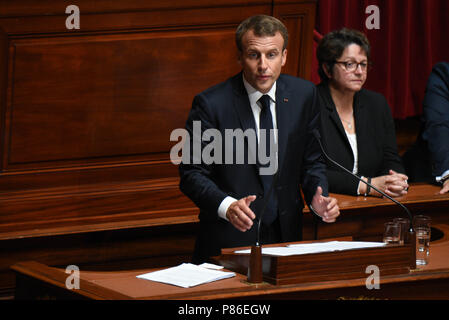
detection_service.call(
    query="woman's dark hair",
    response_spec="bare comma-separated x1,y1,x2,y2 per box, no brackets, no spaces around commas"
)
236,15,289,52
316,28,371,82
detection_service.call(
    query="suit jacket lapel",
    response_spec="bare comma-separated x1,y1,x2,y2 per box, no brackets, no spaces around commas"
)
275,78,289,175
320,84,353,155
231,74,291,177
231,73,258,166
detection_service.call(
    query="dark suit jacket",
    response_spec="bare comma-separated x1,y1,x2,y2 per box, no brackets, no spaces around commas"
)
421,62,449,178
317,83,405,195
403,62,449,182
179,73,328,263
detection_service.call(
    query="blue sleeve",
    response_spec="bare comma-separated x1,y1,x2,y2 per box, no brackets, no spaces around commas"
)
422,62,449,177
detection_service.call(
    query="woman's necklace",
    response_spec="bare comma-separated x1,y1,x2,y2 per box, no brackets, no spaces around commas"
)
334,99,354,130
339,112,354,130
341,116,353,129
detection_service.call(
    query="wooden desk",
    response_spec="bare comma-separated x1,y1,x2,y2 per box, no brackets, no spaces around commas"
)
3,183,449,299
11,224,449,300
331,183,448,214
309,183,449,241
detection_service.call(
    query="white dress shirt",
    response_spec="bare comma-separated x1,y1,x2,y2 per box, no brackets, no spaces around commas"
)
436,169,449,183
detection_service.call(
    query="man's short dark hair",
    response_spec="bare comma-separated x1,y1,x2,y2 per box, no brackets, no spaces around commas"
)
236,15,289,52
316,28,371,82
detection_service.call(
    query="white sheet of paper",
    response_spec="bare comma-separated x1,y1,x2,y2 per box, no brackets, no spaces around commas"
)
136,263,235,288
234,241,386,256
199,263,224,270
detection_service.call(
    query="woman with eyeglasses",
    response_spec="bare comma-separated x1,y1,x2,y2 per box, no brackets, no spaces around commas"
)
316,28,408,197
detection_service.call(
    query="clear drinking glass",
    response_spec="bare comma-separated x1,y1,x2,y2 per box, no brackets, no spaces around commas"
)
413,215,431,266
383,222,401,245
393,218,410,245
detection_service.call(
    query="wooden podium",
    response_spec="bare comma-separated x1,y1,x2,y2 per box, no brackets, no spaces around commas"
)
214,237,416,285
11,225,449,300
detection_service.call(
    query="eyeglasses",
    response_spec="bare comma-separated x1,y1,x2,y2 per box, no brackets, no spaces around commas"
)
335,61,369,72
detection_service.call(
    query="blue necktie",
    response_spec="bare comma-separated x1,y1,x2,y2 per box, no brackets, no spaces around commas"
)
258,95,277,224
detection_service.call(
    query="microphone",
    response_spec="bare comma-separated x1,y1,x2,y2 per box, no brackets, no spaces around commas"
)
248,149,281,283
312,129,414,232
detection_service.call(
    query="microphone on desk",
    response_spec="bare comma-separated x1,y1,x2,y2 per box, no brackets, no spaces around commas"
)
312,129,414,233
248,156,281,283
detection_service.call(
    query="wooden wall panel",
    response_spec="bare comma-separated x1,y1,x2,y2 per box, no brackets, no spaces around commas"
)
0,0,317,298
275,1,316,80
7,29,238,167
1,1,273,184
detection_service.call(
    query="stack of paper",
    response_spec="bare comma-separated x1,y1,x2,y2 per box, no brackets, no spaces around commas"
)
235,241,386,256
136,263,235,288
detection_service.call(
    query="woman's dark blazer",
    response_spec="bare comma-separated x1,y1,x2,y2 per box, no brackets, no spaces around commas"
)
317,82,405,195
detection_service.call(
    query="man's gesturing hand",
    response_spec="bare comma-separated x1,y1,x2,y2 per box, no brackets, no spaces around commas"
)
311,186,340,223
226,195,257,232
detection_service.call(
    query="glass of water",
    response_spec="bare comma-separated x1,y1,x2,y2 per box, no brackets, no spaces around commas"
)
393,218,410,245
413,215,431,266
383,222,401,245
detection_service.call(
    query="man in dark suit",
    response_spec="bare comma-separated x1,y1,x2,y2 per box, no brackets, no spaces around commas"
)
410,62,449,193
179,15,340,264
422,62,449,194
403,62,449,194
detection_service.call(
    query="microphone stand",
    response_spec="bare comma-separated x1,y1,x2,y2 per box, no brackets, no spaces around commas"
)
313,130,416,268
248,165,280,283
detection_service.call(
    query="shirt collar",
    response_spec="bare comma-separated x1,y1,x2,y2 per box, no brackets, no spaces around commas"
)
242,74,276,107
